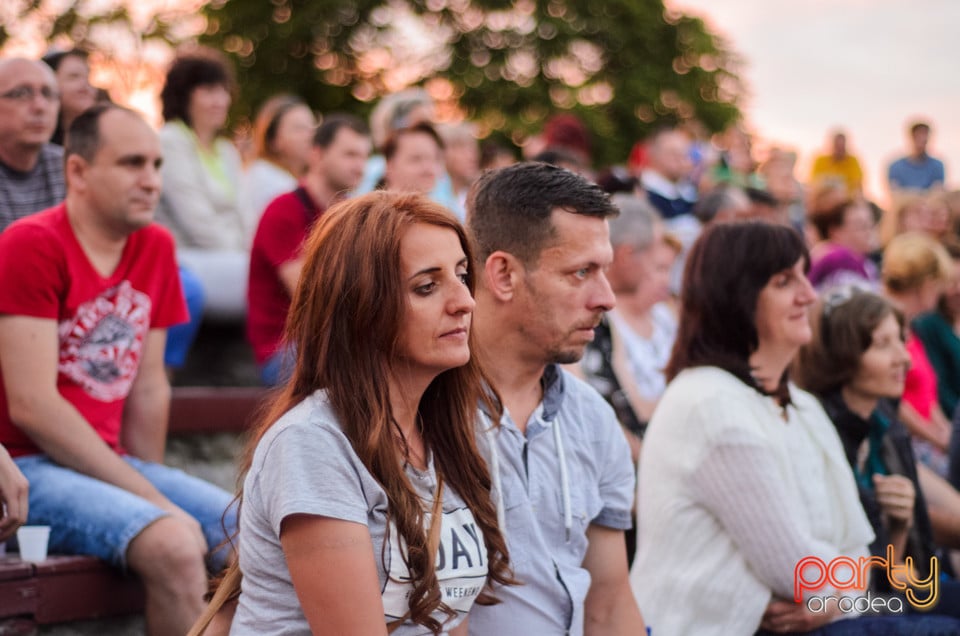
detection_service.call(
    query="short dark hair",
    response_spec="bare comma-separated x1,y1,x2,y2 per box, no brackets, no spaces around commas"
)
910,121,931,136
666,221,809,386
693,184,745,224
745,186,778,208
313,113,369,149
160,49,233,126
65,103,137,162
808,198,855,241
381,122,443,161
531,147,583,172
467,161,617,265
793,291,903,396
41,48,88,72
594,166,639,196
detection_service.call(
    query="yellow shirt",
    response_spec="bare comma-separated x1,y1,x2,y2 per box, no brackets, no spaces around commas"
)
810,154,863,193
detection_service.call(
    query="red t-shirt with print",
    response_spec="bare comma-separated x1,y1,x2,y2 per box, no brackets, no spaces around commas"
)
0,205,187,457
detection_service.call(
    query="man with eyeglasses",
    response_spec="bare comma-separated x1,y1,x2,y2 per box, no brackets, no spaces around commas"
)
0,58,65,232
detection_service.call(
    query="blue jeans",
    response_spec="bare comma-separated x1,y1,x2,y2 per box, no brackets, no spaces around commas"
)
259,345,295,387
757,614,960,635
14,454,236,571
949,404,960,491
164,266,205,368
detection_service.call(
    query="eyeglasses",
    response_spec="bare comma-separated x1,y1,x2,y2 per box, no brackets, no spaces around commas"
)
0,85,60,103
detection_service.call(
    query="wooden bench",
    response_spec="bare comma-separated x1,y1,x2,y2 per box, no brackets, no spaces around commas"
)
167,385,269,435
0,555,145,628
0,386,267,630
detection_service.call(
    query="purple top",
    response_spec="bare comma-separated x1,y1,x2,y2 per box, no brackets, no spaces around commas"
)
808,243,879,292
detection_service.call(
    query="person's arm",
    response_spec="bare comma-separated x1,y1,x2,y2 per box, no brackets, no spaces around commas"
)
691,436,858,601
760,599,839,634
0,316,197,527
899,401,950,450
448,617,469,636
917,463,960,549
277,256,305,298
281,514,388,636
0,444,28,541
581,524,645,635
121,329,170,463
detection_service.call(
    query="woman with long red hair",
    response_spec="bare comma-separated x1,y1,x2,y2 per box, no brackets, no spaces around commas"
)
194,191,511,635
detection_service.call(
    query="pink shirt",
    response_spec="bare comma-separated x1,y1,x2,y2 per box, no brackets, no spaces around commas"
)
904,334,939,421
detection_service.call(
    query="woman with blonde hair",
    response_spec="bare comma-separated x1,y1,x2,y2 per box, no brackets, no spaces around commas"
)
883,232,954,476
192,191,511,635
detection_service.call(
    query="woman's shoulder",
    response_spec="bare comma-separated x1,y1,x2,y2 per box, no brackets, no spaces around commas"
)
653,367,761,431
214,136,242,164
665,366,748,396
255,391,349,457
788,383,824,411
158,121,190,144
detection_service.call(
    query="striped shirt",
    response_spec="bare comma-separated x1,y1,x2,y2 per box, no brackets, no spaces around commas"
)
0,144,65,232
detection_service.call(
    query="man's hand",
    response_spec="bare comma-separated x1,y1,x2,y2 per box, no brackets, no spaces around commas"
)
760,599,837,633
0,446,28,541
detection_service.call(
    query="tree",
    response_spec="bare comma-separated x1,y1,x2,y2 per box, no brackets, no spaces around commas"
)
4,0,744,167
200,0,743,166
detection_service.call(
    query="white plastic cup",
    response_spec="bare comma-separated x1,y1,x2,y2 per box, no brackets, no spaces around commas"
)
17,526,50,563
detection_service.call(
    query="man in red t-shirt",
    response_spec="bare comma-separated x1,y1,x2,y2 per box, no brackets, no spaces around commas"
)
0,105,234,635
247,114,371,384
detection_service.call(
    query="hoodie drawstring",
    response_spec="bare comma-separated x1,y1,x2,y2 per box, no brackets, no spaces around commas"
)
552,415,572,543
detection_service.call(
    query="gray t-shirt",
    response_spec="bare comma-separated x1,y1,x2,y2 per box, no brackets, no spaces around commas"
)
232,390,488,635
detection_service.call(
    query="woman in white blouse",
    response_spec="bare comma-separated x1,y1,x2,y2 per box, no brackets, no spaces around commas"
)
156,48,247,319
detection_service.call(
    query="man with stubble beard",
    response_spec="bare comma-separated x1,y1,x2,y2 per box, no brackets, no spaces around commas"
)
466,162,646,635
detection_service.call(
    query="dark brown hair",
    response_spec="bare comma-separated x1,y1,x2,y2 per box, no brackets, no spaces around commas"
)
808,198,856,242
793,291,904,396
65,103,138,162
467,161,617,266
666,221,809,392
160,47,234,127
382,121,444,161
235,192,509,632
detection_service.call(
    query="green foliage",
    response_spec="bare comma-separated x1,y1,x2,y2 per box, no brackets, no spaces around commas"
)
7,0,744,167
200,0,742,166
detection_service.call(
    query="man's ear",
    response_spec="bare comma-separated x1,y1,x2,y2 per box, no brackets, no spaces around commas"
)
482,250,524,302
64,154,87,191
309,144,324,168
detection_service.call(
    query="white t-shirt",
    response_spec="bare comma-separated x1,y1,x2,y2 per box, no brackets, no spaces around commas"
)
607,304,677,401
232,390,488,635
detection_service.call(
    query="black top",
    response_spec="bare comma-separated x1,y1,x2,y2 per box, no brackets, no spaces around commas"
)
818,391,941,587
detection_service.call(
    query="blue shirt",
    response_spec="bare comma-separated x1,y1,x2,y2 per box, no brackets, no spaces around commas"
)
470,365,635,636
888,154,945,191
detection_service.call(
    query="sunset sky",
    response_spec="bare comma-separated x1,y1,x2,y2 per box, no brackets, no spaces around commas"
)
671,0,960,205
